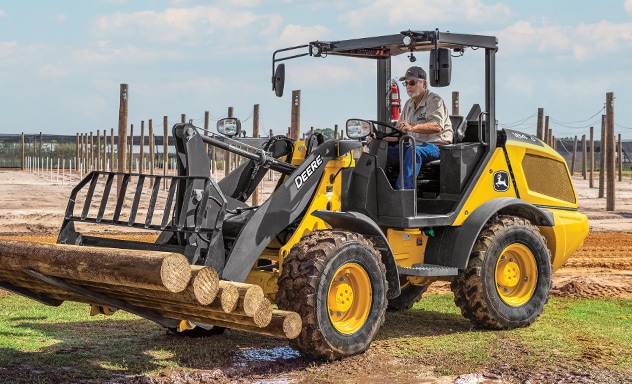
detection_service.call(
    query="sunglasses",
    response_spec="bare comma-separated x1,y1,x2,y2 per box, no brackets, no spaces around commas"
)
402,80,422,86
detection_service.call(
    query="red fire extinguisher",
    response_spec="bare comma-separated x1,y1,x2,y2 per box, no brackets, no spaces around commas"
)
390,81,401,121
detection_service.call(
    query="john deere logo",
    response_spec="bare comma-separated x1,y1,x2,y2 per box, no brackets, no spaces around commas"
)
493,171,510,192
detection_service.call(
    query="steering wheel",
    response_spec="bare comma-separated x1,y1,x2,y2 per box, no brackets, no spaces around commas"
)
372,120,405,140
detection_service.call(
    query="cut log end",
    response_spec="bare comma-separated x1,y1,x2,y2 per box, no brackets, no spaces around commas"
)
192,267,220,305
160,253,192,293
279,311,302,339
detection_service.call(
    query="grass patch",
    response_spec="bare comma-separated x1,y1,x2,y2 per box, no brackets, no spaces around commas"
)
372,294,632,378
1,293,631,383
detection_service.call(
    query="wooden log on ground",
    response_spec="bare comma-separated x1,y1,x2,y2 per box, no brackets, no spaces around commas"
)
0,240,191,292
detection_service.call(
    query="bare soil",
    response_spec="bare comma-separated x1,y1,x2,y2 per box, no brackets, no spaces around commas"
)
0,169,631,383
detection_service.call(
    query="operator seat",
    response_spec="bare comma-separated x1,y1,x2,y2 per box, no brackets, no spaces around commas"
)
416,104,483,194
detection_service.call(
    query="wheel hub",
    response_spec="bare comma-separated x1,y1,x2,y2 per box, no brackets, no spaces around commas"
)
329,282,353,313
327,263,372,334
496,260,520,288
495,244,538,307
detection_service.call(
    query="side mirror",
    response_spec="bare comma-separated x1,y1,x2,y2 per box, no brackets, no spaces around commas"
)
429,48,451,87
273,63,285,97
217,118,241,137
346,119,372,139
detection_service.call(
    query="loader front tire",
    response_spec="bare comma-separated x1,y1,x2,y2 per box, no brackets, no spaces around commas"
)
451,215,552,330
276,230,387,360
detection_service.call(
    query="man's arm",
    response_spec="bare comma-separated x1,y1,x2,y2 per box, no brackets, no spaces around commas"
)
396,120,442,134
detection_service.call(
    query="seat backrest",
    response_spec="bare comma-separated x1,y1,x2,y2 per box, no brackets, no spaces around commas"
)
462,104,483,143
449,115,466,143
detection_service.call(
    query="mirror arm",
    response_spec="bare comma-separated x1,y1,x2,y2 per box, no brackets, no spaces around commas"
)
271,45,309,88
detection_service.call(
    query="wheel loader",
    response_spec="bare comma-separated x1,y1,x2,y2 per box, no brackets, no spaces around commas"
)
0,29,588,361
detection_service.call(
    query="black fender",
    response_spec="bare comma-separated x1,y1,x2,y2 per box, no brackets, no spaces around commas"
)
424,198,555,269
311,210,401,299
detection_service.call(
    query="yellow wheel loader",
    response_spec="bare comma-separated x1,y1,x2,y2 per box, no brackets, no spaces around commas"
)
0,29,588,361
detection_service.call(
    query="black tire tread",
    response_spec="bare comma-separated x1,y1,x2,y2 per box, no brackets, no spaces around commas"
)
276,230,386,360
450,215,552,330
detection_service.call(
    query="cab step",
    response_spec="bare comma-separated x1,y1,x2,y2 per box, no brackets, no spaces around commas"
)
397,264,459,277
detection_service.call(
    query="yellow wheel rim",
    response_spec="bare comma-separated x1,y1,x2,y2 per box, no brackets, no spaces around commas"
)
495,243,538,306
327,263,372,335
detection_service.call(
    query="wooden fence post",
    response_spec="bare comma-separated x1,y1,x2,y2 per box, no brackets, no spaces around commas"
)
21,133,25,170
570,136,577,175
252,104,260,206
618,133,622,182
452,91,459,116
606,92,615,211
163,116,168,187
117,84,129,196
536,108,544,141
581,134,587,179
140,121,145,174
290,90,301,140
599,115,606,198
589,126,594,188
149,119,154,176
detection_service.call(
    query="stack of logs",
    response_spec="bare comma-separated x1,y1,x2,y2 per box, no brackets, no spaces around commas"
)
0,240,301,339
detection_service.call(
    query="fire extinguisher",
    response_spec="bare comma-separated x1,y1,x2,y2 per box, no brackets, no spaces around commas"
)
390,81,401,121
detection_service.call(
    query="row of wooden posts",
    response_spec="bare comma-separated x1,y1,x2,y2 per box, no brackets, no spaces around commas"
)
534,92,619,211
18,86,623,210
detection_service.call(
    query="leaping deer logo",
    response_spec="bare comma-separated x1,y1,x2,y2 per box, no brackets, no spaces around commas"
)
493,171,510,192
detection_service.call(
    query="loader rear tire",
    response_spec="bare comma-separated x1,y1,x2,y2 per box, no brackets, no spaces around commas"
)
276,230,387,360
387,278,428,311
451,215,552,330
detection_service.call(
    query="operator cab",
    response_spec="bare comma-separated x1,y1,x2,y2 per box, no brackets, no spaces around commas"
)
271,29,498,228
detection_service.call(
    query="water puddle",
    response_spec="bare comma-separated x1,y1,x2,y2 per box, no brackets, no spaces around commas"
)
234,346,300,366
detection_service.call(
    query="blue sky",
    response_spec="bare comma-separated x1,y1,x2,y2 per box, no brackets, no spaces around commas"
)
2,0,632,140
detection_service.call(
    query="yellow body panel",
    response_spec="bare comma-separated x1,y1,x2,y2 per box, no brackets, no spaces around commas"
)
453,148,517,226
387,228,428,267
538,209,589,272
250,141,356,299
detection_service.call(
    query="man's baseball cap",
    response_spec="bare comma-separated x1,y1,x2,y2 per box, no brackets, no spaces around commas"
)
399,66,426,81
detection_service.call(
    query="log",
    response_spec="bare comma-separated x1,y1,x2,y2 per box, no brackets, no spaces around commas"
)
232,282,265,317
176,309,302,339
251,297,273,327
0,271,99,305
0,240,191,292
209,281,240,313
190,266,220,305
63,265,219,307
269,310,302,339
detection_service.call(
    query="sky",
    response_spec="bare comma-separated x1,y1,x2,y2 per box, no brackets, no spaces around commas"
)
2,0,632,140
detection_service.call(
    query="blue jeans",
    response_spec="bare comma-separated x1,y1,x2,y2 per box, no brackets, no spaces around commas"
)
387,142,440,190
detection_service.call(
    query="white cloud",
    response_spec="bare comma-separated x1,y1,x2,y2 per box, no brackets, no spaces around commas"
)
0,41,18,59
38,63,70,79
50,13,67,22
0,10,6,18
95,6,272,45
341,0,512,28
493,18,632,64
626,0,632,13
269,24,331,48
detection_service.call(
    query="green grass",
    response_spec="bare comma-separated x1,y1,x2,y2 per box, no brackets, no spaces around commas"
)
375,294,632,377
1,293,631,383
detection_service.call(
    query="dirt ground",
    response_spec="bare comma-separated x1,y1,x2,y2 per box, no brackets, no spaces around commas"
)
0,168,631,383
